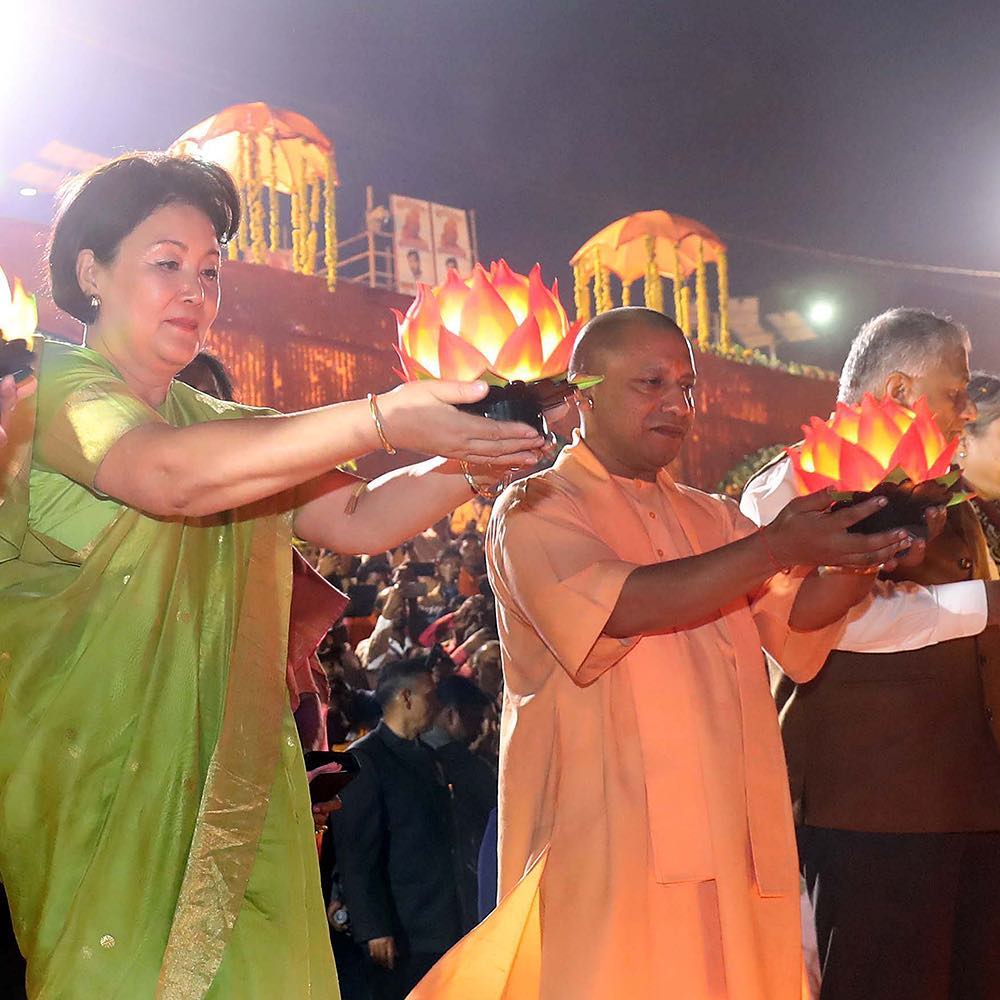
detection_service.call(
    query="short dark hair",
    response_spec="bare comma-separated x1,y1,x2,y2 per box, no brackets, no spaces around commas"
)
48,152,241,324
436,675,493,713
838,308,970,404
375,656,433,708
176,351,236,401
968,371,1000,437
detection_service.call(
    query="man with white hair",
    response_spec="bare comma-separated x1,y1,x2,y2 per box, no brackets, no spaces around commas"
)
741,308,1000,1000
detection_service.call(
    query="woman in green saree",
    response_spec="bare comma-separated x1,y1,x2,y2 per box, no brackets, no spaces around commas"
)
0,153,545,999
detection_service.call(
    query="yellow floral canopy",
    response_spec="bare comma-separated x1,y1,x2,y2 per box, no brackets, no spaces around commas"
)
170,102,339,290
569,210,730,350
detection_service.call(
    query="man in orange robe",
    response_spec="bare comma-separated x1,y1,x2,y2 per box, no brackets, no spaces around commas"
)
411,308,918,1000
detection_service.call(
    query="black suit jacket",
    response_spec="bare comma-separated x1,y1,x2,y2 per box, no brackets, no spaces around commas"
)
330,722,463,955
429,735,497,931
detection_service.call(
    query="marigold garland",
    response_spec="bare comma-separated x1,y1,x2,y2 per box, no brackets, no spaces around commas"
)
672,246,683,325
717,250,731,352
573,261,590,322
696,239,710,348
324,160,338,292
247,137,266,264
268,135,280,253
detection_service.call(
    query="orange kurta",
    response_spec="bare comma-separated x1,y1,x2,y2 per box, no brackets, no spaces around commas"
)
411,436,842,1000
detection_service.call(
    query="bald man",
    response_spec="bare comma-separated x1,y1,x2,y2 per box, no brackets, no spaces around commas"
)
410,309,918,1000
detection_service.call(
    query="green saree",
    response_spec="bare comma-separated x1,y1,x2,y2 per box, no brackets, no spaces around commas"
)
0,341,340,999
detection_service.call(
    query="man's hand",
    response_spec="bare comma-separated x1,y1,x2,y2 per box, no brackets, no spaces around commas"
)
368,936,397,969
0,374,35,448
767,491,913,571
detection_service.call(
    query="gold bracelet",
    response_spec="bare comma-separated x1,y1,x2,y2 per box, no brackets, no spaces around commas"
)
367,393,396,455
461,461,507,500
343,479,369,515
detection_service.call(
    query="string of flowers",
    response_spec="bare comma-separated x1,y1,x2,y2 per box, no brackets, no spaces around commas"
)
268,135,280,253
672,246,683,325
573,261,591,322
696,239,710,349
248,137,266,264
717,250,731,351
305,178,320,275
697,340,837,381
323,160,338,292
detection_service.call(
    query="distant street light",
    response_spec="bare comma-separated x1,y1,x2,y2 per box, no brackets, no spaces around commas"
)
808,300,835,326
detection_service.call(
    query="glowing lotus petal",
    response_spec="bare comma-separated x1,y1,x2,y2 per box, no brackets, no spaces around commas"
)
395,284,442,375
435,269,471,335
926,437,959,480
839,439,890,492
437,326,492,382
830,402,861,444
490,259,530,325
884,420,930,483
459,265,518,362
549,277,570,328
788,455,839,495
527,265,565,359
394,259,576,385
492,315,544,382
912,398,949,470
395,344,436,381
1,277,37,350
539,319,581,379
800,416,843,478
789,393,959,495
857,394,904,468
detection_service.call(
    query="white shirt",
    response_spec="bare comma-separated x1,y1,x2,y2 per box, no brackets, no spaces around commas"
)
739,456,988,653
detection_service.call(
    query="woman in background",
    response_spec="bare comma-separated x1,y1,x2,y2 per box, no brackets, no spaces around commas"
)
961,372,1000,568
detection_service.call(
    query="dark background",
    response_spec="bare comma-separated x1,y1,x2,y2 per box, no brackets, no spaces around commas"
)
4,0,1000,370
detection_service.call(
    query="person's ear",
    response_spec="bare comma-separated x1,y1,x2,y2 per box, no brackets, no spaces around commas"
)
76,249,101,299
883,371,914,408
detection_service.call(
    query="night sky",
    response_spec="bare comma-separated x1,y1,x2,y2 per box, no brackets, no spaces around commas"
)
4,0,1000,369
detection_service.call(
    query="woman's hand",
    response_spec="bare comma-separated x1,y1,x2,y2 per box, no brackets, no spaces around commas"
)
0,374,36,448
377,380,545,468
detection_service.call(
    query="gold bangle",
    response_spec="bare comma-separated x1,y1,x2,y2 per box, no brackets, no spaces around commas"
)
343,479,369,515
367,393,396,455
461,461,508,500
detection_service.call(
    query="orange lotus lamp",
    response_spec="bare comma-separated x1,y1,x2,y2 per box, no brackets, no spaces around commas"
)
787,393,967,534
0,265,38,382
394,260,594,434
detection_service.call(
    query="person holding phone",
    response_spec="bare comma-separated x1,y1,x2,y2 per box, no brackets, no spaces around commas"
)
0,152,545,1000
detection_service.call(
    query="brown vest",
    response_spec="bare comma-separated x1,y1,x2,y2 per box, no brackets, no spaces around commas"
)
776,502,1000,833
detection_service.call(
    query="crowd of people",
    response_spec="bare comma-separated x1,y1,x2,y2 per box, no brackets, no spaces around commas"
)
294,503,504,1000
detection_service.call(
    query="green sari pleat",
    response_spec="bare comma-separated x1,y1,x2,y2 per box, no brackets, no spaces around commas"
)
0,342,340,999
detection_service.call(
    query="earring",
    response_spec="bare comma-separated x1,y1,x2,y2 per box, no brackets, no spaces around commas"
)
587,397,595,410
90,294,100,311
958,440,968,461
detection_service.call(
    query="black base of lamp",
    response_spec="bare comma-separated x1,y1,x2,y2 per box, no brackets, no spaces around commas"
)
833,480,954,537
0,339,35,383
457,380,569,436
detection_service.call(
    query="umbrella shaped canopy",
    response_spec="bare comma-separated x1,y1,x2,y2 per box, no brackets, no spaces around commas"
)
170,101,338,192
570,210,725,282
